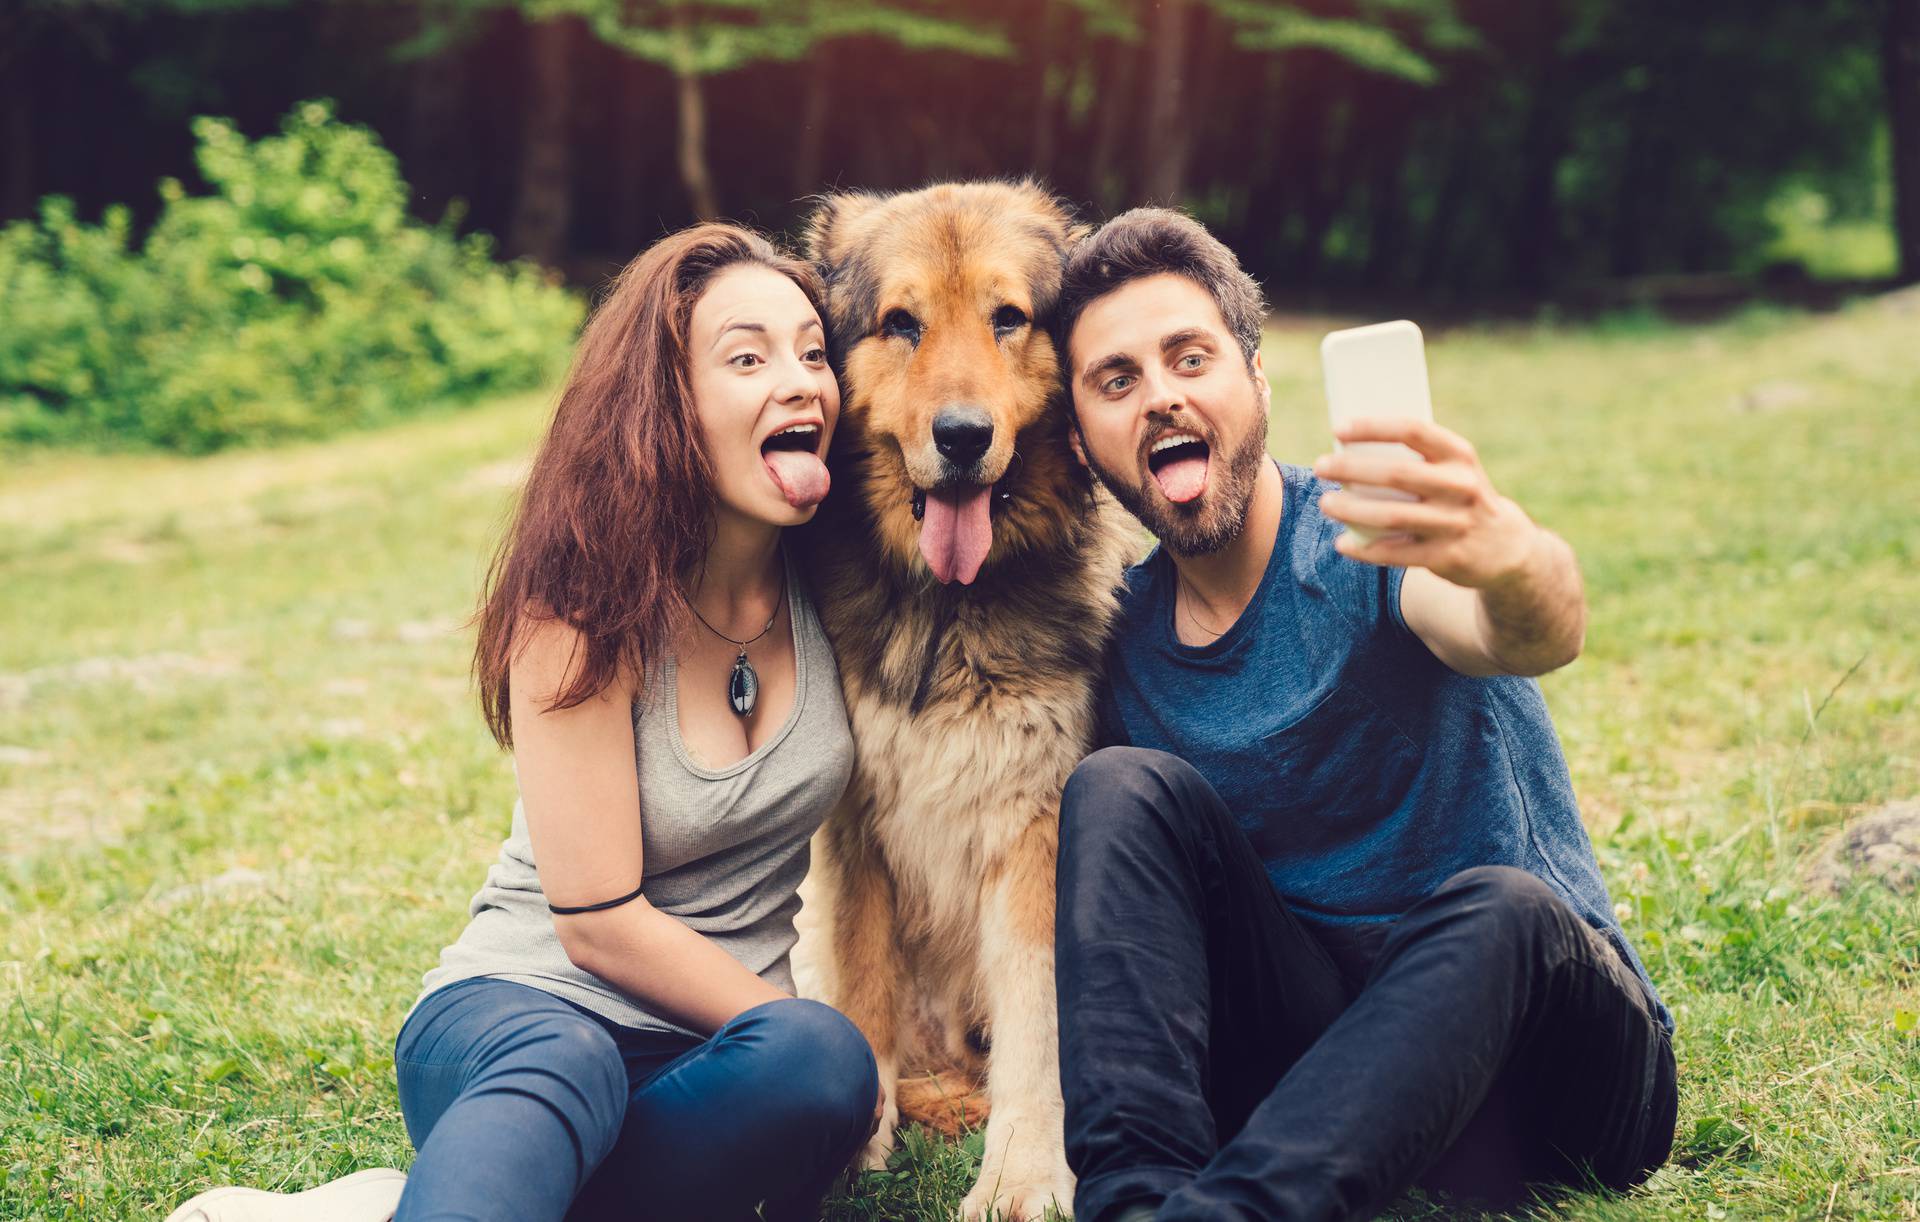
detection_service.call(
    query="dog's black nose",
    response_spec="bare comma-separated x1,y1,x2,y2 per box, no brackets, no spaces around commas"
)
933,407,994,469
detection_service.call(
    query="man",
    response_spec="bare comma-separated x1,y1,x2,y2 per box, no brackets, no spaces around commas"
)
1051,208,1677,1222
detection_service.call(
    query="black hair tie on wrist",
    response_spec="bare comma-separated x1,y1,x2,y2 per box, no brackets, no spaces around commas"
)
547,882,646,915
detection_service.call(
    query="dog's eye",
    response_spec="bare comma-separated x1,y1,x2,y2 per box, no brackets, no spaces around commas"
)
881,310,922,345
992,305,1028,337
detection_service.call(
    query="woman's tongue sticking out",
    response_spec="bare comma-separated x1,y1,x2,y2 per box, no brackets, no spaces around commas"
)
762,435,830,509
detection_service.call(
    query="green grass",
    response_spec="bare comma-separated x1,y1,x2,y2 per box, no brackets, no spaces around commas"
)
4,298,1918,1219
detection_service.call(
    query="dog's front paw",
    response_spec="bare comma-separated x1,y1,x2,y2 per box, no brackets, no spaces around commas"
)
859,1091,901,1172
958,1158,1075,1221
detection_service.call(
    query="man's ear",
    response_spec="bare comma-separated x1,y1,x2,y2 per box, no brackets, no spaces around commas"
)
1067,419,1091,471
1251,349,1271,407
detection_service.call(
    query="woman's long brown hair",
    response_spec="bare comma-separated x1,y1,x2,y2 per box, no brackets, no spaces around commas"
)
473,223,827,748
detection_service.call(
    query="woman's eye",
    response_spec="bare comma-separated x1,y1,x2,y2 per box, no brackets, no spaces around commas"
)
729,353,763,369
992,305,1028,337
803,346,827,363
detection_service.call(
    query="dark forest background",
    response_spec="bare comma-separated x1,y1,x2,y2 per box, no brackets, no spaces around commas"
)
5,0,1919,303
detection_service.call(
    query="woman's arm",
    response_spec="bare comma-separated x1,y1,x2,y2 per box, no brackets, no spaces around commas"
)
509,616,788,1036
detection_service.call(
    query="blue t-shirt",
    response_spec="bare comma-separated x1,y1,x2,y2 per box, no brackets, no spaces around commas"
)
1099,460,1670,1032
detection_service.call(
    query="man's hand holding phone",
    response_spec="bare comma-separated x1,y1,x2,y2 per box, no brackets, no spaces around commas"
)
1313,419,1543,591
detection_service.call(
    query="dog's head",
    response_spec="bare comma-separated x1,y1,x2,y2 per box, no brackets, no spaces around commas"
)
805,181,1093,586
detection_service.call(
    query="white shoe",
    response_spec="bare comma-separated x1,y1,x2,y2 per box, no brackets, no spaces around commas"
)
163,1168,407,1222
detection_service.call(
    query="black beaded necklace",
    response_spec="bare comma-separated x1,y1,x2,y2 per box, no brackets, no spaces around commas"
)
687,579,785,717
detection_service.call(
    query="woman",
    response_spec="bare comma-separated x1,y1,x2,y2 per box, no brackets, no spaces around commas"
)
167,224,877,1222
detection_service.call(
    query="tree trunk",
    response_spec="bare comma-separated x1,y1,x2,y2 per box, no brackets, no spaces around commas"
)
1141,0,1193,203
671,11,720,221
792,46,832,198
1028,3,1060,175
405,37,465,225
1417,118,1469,291
1088,37,1141,211
1888,0,1920,283
508,17,574,265
0,15,33,222
614,54,654,256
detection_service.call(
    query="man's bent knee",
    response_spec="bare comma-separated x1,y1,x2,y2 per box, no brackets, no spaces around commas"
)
1060,746,1215,854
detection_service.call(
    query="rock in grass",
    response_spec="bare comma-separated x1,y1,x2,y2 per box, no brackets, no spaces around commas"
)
1805,800,1920,897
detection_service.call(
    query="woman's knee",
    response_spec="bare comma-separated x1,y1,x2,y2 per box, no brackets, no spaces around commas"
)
734,999,876,1140
475,1010,628,1142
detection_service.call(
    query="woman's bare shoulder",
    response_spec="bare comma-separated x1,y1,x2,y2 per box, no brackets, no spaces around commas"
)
510,605,641,710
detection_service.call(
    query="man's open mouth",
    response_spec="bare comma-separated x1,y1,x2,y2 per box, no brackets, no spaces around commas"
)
1146,431,1210,505
761,423,829,509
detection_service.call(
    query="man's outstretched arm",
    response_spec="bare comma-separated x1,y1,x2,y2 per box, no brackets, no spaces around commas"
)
1313,418,1587,678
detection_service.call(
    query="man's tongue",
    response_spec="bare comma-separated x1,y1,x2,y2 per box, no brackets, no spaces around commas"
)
918,484,993,585
1152,452,1209,504
763,450,830,509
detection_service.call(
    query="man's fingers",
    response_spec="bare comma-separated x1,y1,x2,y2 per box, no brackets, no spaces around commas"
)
1334,530,1438,567
1332,417,1476,464
1321,490,1463,536
1313,453,1477,502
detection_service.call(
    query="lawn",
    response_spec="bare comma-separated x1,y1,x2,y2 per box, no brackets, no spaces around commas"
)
2,297,1916,1220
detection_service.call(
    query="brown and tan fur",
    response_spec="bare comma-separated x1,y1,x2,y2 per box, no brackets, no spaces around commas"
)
790,182,1138,1221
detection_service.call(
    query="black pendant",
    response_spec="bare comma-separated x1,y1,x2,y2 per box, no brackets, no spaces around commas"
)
728,650,758,717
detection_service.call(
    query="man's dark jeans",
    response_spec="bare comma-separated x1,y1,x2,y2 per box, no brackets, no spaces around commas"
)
1056,747,1678,1222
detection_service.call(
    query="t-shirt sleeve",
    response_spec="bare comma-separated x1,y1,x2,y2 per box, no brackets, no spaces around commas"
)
1294,467,1413,640
1090,667,1130,750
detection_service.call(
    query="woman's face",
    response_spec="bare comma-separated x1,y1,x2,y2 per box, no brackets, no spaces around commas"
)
686,264,840,528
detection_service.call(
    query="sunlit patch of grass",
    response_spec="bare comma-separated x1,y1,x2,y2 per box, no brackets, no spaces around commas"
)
5,300,1918,1219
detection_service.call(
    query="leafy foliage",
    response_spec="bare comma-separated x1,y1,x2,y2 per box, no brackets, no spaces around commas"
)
0,100,581,453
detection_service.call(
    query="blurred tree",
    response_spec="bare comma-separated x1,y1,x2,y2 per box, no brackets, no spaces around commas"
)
461,0,1008,249
4,0,1907,295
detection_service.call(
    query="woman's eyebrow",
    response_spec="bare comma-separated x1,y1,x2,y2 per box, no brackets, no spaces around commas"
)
710,321,766,351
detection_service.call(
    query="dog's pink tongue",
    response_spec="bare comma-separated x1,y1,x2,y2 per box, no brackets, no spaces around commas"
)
1153,454,1208,504
763,450,830,509
919,484,993,585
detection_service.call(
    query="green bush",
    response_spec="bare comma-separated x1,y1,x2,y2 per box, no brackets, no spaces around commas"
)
0,100,583,453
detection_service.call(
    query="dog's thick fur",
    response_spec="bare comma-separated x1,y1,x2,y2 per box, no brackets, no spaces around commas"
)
790,182,1136,1221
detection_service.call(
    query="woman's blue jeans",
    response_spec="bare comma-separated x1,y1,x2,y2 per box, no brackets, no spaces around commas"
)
392,977,877,1222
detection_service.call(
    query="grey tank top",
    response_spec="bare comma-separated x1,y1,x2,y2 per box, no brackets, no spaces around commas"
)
413,553,854,1035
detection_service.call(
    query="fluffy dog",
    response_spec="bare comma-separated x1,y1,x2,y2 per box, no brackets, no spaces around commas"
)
790,181,1136,1221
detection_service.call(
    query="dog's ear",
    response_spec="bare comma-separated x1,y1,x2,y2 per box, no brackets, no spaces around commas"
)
803,192,886,355
1008,178,1085,257
803,192,883,268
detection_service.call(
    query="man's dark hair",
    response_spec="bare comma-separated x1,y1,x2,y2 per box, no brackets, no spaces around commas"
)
1054,207,1268,369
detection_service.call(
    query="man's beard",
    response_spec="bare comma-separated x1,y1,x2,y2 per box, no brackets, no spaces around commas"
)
1085,386,1270,558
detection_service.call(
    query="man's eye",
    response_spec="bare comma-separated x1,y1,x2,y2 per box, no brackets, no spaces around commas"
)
1178,352,1207,370
1103,375,1135,395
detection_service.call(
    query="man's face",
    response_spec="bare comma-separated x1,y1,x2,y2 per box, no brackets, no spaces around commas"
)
1067,273,1271,557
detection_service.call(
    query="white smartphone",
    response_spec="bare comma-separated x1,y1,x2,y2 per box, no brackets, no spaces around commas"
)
1319,320,1434,545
